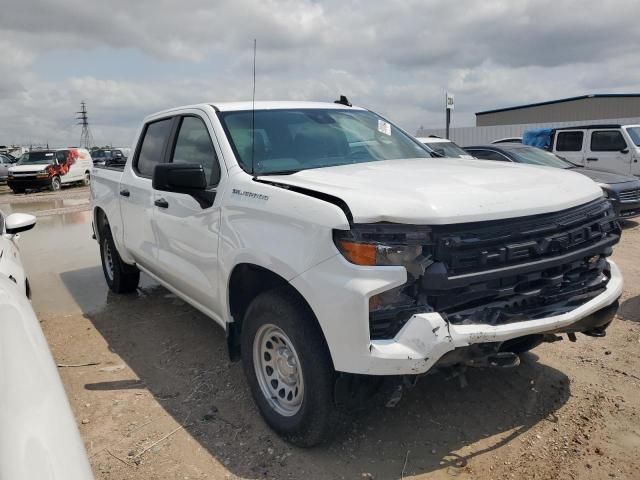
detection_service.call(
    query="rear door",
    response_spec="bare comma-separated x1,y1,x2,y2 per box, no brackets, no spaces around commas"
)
120,117,175,270
586,129,631,175
553,130,585,165
151,110,225,317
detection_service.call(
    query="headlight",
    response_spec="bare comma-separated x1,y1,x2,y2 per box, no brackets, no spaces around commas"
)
333,225,433,314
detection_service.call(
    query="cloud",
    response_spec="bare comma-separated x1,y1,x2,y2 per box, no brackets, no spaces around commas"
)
0,0,639,146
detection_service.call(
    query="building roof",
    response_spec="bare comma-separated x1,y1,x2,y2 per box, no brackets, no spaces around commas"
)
475,94,640,116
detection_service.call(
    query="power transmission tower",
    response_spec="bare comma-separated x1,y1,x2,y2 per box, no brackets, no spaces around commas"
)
76,101,94,149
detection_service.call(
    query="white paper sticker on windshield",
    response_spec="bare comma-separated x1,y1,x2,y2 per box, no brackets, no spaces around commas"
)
377,119,391,136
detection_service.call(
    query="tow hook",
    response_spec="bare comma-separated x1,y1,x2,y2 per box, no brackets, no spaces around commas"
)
468,352,520,369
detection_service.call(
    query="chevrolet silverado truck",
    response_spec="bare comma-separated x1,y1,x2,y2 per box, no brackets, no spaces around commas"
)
91,101,624,446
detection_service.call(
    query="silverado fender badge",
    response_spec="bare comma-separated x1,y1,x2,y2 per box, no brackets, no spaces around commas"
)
232,189,269,201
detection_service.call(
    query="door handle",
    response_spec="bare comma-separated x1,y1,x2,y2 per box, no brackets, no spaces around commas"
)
119,189,130,197
154,198,169,208
586,157,598,162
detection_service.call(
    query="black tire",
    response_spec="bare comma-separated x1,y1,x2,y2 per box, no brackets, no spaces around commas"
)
50,176,61,191
500,334,544,355
99,225,140,293
11,188,25,194
82,171,91,186
241,289,338,447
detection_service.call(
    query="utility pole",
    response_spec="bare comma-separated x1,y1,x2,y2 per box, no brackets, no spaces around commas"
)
445,92,454,139
76,101,94,149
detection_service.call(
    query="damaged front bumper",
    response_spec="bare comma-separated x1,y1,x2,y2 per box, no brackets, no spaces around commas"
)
366,260,623,376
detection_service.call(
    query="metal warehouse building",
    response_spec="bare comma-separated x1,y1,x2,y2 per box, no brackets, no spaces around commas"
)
476,94,640,126
419,93,640,146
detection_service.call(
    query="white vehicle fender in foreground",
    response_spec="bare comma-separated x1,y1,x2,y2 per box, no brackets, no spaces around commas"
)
0,275,94,480
218,172,350,321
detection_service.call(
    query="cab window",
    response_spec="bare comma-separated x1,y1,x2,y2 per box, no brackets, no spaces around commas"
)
556,131,583,151
590,130,627,152
135,118,173,177
171,116,221,186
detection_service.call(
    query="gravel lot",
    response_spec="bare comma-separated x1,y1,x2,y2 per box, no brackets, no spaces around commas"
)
2,185,639,480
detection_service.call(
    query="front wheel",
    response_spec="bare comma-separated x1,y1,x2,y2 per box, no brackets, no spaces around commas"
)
241,289,339,447
50,176,61,191
99,226,140,293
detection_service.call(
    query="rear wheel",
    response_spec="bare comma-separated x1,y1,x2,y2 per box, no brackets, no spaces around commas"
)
11,187,25,194
50,176,61,191
82,172,91,186
99,225,140,293
241,289,339,447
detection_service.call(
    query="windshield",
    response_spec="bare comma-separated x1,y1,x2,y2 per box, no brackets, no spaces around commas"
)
424,141,469,158
92,150,112,158
17,151,57,165
625,127,640,146
508,146,574,168
218,108,433,175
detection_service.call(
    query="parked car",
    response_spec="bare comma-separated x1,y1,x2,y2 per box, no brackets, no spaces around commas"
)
0,154,17,183
415,136,474,158
492,137,522,144
7,148,92,193
463,143,640,220
522,124,640,177
92,148,131,167
91,101,623,446
0,211,94,480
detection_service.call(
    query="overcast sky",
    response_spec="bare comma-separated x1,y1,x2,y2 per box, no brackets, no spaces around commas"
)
1,0,639,147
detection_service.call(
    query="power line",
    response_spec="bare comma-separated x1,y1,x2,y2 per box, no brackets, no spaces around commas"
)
76,100,94,149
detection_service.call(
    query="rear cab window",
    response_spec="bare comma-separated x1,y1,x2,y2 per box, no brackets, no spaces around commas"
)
590,130,627,151
555,131,584,152
134,118,174,177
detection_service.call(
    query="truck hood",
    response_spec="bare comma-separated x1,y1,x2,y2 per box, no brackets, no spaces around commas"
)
259,158,603,224
9,164,49,173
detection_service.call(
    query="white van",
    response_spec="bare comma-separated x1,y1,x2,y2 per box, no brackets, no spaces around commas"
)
7,148,93,193
547,124,640,177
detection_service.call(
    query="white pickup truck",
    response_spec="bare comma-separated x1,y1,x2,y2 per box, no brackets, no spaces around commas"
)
91,101,624,446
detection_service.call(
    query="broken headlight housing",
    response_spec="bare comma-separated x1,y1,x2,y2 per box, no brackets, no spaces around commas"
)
333,225,434,337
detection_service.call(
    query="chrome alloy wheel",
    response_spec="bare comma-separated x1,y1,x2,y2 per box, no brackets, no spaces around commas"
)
253,324,304,416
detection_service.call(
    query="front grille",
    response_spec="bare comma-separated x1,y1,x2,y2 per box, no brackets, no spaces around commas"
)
369,199,620,339
619,188,640,203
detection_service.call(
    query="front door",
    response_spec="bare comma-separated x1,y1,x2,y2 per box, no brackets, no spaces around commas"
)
586,129,632,175
151,111,225,318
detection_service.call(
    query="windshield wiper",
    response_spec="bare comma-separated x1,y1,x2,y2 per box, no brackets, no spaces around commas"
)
257,169,301,176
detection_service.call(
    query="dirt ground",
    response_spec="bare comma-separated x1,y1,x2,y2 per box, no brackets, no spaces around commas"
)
2,184,639,480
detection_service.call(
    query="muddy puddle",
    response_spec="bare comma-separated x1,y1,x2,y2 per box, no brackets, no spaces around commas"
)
16,207,156,315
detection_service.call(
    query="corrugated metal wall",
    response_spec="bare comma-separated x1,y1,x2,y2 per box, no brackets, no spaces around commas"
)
476,97,640,126
418,116,640,147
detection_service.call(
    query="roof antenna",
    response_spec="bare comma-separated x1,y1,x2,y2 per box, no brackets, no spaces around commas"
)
251,38,257,177
334,95,352,107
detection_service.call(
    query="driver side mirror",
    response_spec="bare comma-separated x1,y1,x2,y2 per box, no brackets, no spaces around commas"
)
5,213,36,235
620,148,629,154
152,163,215,209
